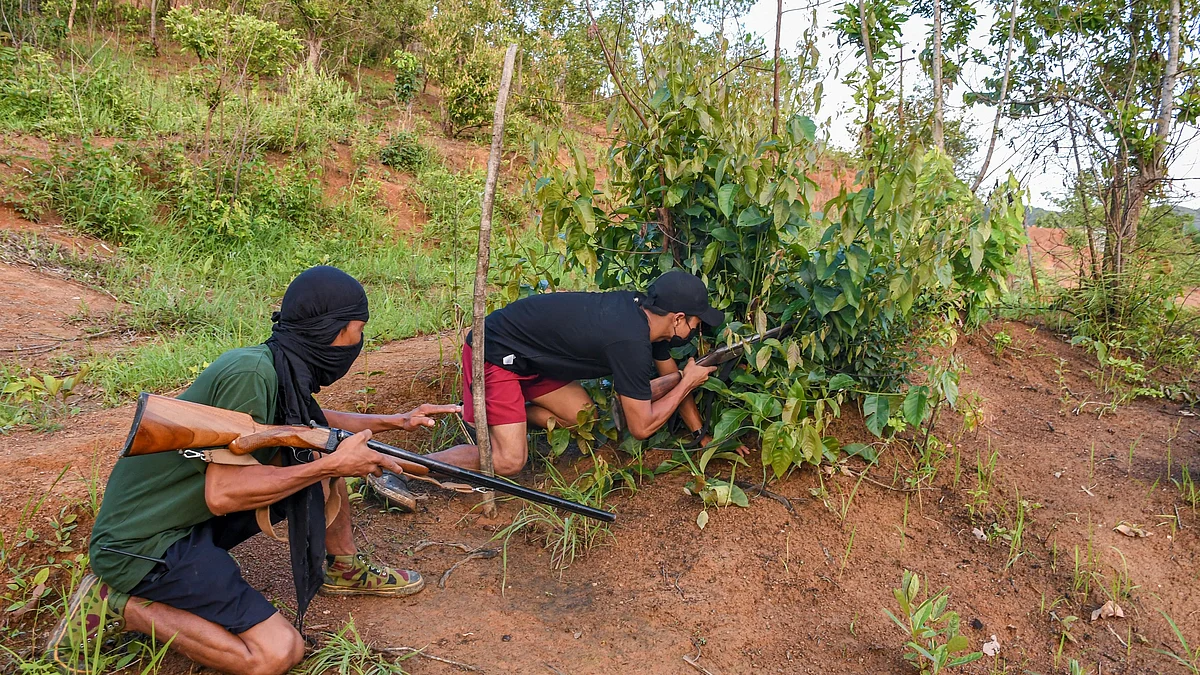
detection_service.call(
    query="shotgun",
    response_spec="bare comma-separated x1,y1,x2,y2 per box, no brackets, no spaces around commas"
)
612,321,798,431
121,393,616,523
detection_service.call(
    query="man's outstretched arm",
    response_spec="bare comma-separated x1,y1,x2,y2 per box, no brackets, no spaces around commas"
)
322,404,462,434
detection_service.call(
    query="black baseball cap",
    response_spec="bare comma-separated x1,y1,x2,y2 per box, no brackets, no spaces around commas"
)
646,270,724,327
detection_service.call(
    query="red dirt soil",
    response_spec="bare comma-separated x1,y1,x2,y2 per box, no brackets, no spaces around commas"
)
2,322,1198,674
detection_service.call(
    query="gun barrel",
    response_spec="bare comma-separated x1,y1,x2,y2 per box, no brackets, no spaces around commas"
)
343,431,616,523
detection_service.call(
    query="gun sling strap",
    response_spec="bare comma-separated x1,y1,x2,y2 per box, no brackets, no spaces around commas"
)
190,448,477,543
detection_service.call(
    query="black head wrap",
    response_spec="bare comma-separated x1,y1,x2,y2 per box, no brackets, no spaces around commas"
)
264,266,369,629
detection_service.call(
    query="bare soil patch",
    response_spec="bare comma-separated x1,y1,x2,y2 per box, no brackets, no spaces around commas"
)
2,320,1198,674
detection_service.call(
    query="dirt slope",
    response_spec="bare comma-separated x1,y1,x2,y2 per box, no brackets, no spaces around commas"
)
2,321,1198,674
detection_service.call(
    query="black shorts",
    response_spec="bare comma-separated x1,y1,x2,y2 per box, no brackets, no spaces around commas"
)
128,505,286,634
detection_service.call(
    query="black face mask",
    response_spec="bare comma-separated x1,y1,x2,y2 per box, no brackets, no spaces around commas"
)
666,320,699,348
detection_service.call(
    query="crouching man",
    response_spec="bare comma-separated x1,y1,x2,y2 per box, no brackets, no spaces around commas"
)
45,266,459,675
426,270,735,476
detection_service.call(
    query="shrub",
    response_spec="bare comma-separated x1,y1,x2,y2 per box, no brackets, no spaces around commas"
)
20,143,155,243
392,50,422,103
260,64,360,152
443,59,494,136
379,130,429,173
0,45,146,137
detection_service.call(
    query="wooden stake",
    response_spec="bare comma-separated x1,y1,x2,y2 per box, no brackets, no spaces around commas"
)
472,44,518,519
771,0,782,136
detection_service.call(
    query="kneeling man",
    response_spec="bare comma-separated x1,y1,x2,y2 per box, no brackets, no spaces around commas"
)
46,266,458,675
429,270,727,476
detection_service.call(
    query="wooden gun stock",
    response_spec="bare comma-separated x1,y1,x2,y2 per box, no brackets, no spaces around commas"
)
121,393,615,523
121,393,429,476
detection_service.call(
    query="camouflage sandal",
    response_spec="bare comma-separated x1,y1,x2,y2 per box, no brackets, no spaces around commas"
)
321,553,424,597
44,573,129,674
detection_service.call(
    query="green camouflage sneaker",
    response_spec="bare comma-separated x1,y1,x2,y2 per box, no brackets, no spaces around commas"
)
321,553,424,597
44,573,128,674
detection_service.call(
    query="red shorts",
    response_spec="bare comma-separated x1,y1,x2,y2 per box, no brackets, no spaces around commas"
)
461,343,570,426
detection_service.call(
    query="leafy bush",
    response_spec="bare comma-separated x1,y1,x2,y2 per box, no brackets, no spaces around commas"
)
20,143,155,243
443,56,495,136
379,130,429,173
261,64,360,151
885,570,983,674
0,45,146,137
168,158,326,246
527,19,1024,473
392,50,422,103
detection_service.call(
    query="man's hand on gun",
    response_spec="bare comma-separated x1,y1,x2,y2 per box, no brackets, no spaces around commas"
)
328,429,406,478
681,358,717,388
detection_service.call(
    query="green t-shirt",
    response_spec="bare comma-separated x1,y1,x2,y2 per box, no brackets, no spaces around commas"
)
89,345,279,593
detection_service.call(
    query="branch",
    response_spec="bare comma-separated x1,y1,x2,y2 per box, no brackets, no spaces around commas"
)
972,0,1019,193
584,0,650,132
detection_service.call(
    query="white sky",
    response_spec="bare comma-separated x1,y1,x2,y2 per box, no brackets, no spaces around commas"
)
735,0,1200,210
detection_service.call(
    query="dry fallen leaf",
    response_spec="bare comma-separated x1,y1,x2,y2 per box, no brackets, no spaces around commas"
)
982,635,1001,657
6,583,46,618
1114,522,1151,538
972,527,987,541
1090,600,1125,622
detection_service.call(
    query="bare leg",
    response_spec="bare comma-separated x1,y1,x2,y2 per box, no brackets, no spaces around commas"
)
527,382,595,429
124,599,303,675
426,422,529,476
324,477,354,556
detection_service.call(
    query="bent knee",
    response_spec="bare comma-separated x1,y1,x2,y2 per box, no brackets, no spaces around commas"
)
493,451,528,476
244,627,305,675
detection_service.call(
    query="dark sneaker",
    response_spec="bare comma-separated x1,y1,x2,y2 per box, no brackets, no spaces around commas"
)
321,553,424,597
44,573,128,674
366,471,417,512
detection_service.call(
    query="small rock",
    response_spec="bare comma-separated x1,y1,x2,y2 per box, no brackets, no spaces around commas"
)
502,634,512,642
971,618,984,630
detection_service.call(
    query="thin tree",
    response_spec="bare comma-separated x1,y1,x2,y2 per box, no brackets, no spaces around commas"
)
971,0,1018,192
771,0,783,135
931,0,944,151
471,44,518,518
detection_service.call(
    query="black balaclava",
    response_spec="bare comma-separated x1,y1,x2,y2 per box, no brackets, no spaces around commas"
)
263,265,369,629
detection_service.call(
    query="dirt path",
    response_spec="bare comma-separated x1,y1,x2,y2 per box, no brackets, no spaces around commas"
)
2,322,1198,674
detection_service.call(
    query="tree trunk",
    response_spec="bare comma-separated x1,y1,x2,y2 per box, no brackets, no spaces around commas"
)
471,44,517,519
931,0,945,151
771,0,782,136
149,0,157,46
971,0,1018,192
306,36,323,69
858,0,875,182
67,0,77,32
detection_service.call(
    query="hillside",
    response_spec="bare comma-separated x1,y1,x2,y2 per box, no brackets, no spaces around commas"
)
2,14,1200,675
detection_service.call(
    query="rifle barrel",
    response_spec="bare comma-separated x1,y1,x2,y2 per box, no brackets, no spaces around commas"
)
332,430,617,523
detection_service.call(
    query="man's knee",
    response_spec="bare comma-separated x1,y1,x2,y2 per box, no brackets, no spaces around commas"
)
490,438,528,476
243,620,305,675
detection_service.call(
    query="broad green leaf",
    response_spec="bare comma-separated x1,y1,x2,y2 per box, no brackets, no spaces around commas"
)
702,242,721,275
728,483,750,507
573,196,596,234
863,394,890,437
712,408,748,443
946,635,969,653
843,442,877,462
799,424,822,463
33,567,50,585
717,183,738,217
828,373,856,390
755,345,772,371
813,286,840,316
787,114,816,143
902,386,929,427
710,226,737,242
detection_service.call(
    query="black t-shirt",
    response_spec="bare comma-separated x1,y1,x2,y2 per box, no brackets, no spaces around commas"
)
470,291,671,400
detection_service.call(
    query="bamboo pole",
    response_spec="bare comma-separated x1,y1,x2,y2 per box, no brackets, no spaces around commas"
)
471,44,518,519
